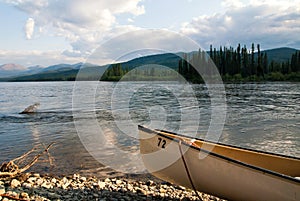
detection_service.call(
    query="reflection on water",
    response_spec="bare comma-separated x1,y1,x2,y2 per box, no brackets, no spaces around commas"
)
0,82,299,177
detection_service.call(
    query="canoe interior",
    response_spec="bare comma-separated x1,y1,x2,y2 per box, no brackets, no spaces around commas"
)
156,129,300,177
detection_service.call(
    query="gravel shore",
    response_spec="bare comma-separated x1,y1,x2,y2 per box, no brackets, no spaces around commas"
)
0,173,226,201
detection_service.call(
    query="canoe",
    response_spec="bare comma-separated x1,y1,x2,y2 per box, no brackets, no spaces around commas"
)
138,125,300,201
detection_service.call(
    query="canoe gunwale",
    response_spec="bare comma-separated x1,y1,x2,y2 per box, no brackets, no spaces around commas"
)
138,125,300,184
156,128,300,161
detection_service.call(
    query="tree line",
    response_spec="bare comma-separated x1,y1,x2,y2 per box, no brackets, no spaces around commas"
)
178,43,300,82
101,44,300,82
101,63,128,81
101,63,178,81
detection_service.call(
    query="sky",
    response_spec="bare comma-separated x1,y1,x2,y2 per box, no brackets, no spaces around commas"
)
0,0,300,67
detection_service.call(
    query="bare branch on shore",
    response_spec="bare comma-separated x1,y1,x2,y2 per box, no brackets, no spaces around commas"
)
0,142,55,178
0,193,29,201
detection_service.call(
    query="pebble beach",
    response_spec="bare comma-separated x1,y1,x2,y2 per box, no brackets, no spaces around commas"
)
0,173,226,201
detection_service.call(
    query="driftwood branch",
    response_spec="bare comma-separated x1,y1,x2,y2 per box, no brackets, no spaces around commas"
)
0,193,29,201
0,142,55,178
11,146,37,163
42,143,55,167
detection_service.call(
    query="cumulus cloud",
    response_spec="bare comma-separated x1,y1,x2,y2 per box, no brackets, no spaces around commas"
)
25,17,35,39
4,0,300,66
87,29,200,65
2,29,186,67
6,0,145,56
0,50,84,67
221,0,244,8
181,0,300,49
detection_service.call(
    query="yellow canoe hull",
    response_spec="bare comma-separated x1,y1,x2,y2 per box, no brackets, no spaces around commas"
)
139,125,300,201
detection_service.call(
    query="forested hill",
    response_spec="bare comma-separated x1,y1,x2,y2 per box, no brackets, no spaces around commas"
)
119,47,298,70
121,53,182,70
262,47,297,63
1,46,299,82
181,45,300,82
102,45,300,82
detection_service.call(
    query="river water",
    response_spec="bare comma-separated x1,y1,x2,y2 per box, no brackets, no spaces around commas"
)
0,81,299,177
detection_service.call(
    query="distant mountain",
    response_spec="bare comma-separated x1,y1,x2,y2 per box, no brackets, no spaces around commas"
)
28,65,44,70
261,47,298,63
0,62,92,79
0,63,26,71
23,65,45,75
1,63,106,81
121,53,182,70
0,63,27,77
0,47,298,81
36,62,94,73
40,64,75,72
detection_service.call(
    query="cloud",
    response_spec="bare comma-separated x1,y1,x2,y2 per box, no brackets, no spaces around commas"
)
5,0,145,56
181,0,300,49
4,0,300,67
0,50,84,67
25,18,35,39
221,0,244,8
87,29,200,65
127,18,134,23
3,28,195,67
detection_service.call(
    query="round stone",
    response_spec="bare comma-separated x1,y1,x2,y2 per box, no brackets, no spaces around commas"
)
10,179,21,188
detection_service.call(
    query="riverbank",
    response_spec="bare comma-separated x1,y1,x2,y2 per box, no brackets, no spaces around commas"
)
0,172,225,201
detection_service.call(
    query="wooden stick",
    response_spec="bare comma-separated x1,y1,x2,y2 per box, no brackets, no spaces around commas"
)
11,146,37,163
42,143,55,167
0,142,55,178
18,142,55,172
0,193,29,201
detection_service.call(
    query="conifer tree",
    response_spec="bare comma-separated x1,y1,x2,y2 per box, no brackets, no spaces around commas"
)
251,43,255,75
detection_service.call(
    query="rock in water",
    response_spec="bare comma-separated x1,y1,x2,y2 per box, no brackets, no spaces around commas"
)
20,103,40,114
